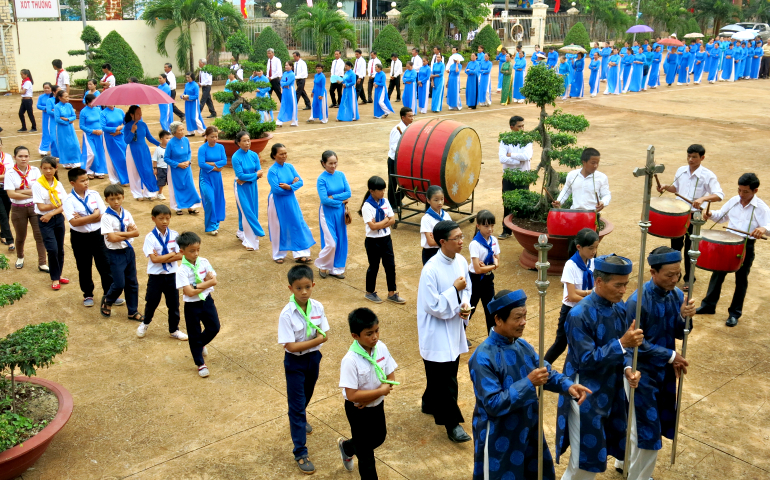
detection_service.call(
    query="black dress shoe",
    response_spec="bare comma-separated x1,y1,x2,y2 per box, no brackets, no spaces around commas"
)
447,425,471,443
206,114,217,119
725,316,738,327
302,106,311,110
695,306,715,315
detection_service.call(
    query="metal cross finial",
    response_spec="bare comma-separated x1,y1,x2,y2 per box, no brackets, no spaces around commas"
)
633,145,665,179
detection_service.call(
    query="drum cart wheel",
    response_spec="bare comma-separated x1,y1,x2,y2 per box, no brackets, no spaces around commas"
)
390,173,478,228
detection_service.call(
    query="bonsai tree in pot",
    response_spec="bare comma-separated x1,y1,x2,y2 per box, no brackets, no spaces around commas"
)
66,26,103,89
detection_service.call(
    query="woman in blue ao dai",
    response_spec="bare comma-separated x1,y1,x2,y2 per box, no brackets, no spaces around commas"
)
165,122,202,215
277,62,298,127
82,79,100,106
513,51,527,103
123,106,160,200
665,49,679,85
53,90,81,168
309,64,329,124
464,53,479,109
446,57,463,110
100,106,129,185
569,53,585,98
402,62,418,111
677,47,692,85
430,54,445,112
604,48,621,94
588,52,601,97
337,62,359,122
477,53,493,107
315,150,351,278
157,74,173,132
647,47,662,88
417,58,432,113
372,64,394,119
45,86,60,159
495,48,507,92
629,50,645,92
266,144,316,263
231,132,265,250
558,56,572,99
621,51,634,92
79,94,108,179
37,83,54,155
180,73,206,135
692,45,707,84
198,127,227,235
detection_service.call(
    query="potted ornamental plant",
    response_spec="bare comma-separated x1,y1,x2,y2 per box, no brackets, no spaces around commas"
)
500,65,613,274
202,62,277,162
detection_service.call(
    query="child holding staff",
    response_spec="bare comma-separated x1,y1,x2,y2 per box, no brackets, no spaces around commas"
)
468,210,500,336
420,185,447,265
32,157,68,290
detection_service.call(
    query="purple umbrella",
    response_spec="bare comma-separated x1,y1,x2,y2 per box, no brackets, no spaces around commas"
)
627,25,654,33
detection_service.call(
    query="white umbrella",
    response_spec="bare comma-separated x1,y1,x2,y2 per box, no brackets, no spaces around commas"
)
731,30,759,41
559,44,587,53
683,32,705,38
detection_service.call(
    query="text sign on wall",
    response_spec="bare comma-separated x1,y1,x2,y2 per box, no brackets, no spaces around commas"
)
14,0,60,19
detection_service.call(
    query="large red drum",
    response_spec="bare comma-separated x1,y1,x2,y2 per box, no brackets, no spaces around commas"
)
395,118,482,205
696,230,746,272
547,209,596,237
649,197,691,239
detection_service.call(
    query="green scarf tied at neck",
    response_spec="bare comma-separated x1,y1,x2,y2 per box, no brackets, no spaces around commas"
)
291,294,327,339
182,257,206,300
349,341,400,385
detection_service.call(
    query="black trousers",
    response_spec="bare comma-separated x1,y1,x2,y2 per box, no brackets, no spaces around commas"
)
199,85,216,115
367,77,375,102
184,295,220,366
70,229,113,299
105,247,139,315
330,82,343,105
700,239,755,319
502,177,526,235
388,76,401,101
386,157,401,210
38,213,65,281
671,221,696,283
169,89,185,119
19,98,36,130
270,77,283,101
365,236,397,294
760,57,770,78
295,78,311,107
342,400,386,480
544,304,573,364
421,247,438,265
144,273,180,332
356,78,367,103
469,272,495,334
0,188,13,243
422,358,464,427
284,350,321,459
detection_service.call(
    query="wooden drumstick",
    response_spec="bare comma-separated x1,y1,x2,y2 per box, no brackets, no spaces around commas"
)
674,193,694,205
595,192,601,206
654,174,662,190
705,202,711,216
723,226,769,240
544,188,556,202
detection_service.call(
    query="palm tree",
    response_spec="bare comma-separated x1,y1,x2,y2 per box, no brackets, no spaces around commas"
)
291,1,357,62
142,0,243,74
401,0,445,51
692,0,738,36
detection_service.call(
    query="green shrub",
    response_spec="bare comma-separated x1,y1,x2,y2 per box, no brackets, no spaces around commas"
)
503,169,539,188
0,411,35,452
470,25,501,58
100,30,144,85
0,255,27,308
227,30,252,62
373,25,408,67
250,26,291,66
564,22,591,51
503,189,547,222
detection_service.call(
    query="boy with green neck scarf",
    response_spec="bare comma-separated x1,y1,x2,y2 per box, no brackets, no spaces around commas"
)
337,307,398,478
277,265,330,475
175,231,219,378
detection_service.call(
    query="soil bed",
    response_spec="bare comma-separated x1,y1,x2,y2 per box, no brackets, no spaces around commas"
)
3,382,59,446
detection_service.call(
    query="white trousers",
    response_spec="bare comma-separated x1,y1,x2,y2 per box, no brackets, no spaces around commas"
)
234,180,259,250
314,207,345,275
561,374,598,480
613,378,657,480
267,193,310,260
125,148,157,199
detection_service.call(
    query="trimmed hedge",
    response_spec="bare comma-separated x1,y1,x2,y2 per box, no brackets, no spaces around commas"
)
100,30,143,85
470,25,501,58
564,22,590,51
373,25,408,67
250,26,291,66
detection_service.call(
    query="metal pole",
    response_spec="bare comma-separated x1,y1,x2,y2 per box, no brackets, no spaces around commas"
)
632,0,641,43
670,211,705,464
80,0,90,76
534,233,552,480
369,0,373,52
505,0,509,48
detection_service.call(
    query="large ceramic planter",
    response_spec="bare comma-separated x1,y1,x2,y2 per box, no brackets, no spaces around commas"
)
217,133,274,168
0,377,74,480
70,98,86,116
504,214,614,275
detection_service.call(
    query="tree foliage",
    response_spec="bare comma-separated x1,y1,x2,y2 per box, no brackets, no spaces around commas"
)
470,25,501,58
206,0,244,63
227,31,252,62
100,31,145,85
400,0,489,51
564,22,591,50
292,2,357,62
250,26,291,66
65,26,103,80
373,25,409,67
693,0,739,35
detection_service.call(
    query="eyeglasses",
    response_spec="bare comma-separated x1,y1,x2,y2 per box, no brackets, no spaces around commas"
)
448,234,464,242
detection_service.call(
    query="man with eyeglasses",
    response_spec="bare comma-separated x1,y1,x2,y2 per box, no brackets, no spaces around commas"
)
416,220,473,444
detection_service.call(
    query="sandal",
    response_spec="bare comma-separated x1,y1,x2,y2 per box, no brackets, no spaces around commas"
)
296,257,312,264
176,210,184,215
188,209,199,214
100,297,112,318
274,258,284,264
128,312,145,322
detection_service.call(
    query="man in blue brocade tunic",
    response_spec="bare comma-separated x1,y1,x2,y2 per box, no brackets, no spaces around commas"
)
614,247,692,480
469,289,591,480
555,254,644,480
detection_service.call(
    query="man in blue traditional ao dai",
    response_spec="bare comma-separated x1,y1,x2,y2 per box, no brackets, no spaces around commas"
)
469,289,591,480
555,254,644,480
612,247,692,480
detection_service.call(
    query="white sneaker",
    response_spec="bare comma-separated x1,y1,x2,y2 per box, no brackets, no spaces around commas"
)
137,323,149,338
170,330,188,341
202,346,208,356
198,365,209,377
157,193,166,200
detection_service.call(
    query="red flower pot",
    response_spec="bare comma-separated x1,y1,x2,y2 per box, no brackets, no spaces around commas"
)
217,133,274,168
0,376,74,480
504,214,614,275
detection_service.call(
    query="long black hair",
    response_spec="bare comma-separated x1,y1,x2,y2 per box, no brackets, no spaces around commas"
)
358,175,386,216
40,156,60,181
124,105,141,123
567,227,600,258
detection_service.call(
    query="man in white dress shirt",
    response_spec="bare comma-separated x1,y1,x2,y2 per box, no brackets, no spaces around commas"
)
553,147,611,212
697,172,769,327
292,51,312,110
388,53,403,102
266,48,283,101
366,51,382,103
498,115,533,239
329,50,345,108
417,220,473,444
411,48,423,72
163,63,185,121
353,49,368,104
197,59,217,118
656,144,724,286
387,107,413,209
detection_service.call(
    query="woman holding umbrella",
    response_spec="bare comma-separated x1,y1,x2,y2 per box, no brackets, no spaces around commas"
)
165,121,201,215
123,105,160,201
54,90,81,169
180,73,206,135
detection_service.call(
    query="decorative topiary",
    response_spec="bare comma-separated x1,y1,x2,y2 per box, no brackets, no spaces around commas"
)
227,30,252,62
250,26,291,66
66,26,103,82
0,255,27,308
373,25,409,67
470,25,501,58
99,30,144,85
563,22,591,51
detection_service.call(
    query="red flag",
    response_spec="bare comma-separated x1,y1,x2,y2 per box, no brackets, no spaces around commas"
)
554,0,560,12
241,0,247,18
362,0,367,15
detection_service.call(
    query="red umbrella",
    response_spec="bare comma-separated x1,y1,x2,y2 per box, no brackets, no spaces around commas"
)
92,82,174,107
658,38,684,47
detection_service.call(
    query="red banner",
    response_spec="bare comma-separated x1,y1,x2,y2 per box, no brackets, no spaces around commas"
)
362,0,367,15
241,0,247,18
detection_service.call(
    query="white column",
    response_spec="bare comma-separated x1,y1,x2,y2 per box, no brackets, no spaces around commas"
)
532,1,548,49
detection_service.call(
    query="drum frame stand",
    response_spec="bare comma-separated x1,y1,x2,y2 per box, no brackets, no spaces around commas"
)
390,173,478,229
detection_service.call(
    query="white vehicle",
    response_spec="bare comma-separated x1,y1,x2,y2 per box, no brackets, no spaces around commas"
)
719,23,770,42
